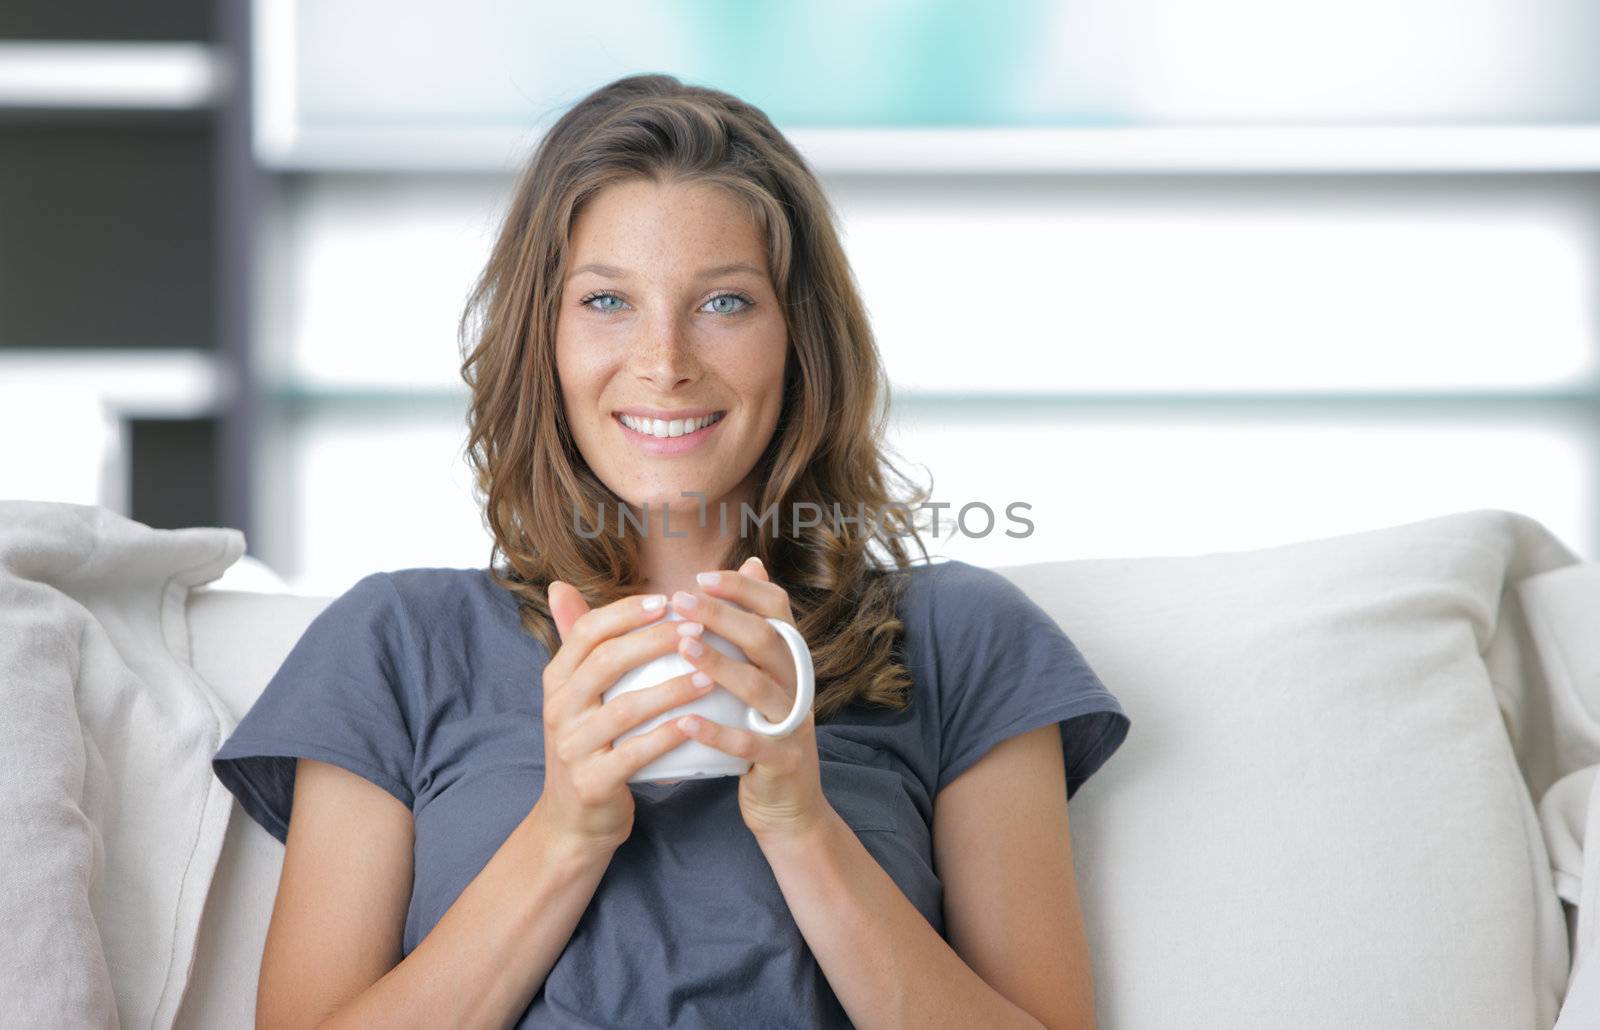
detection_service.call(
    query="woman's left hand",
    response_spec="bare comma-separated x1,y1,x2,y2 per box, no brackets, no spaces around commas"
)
670,556,831,843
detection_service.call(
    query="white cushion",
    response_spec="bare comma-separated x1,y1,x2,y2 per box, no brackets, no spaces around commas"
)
992,507,1581,1029
0,500,243,1029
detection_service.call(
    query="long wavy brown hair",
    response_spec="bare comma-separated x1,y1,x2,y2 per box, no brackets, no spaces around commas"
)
457,73,933,721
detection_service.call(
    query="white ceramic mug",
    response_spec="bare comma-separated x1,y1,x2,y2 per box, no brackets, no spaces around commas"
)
602,607,815,783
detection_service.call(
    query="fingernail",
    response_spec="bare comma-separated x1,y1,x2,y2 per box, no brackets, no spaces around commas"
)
676,621,703,637
673,590,698,610
696,572,720,587
745,556,763,569
642,594,666,611
692,672,714,690
681,636,705,658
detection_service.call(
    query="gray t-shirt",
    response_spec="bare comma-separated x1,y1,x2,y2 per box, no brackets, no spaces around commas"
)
212,558,1130,1028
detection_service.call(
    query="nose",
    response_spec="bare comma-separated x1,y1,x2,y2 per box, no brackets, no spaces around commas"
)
628,311,699,389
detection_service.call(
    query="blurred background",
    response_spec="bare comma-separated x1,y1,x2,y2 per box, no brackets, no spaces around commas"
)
3,0,1599,595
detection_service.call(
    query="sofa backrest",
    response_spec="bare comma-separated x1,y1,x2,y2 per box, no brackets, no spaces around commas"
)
179,509,1598,1028
177,591,333,1030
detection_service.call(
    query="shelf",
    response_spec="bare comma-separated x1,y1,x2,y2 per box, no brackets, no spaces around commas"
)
254,123,1600,175
0,41,228,110
258,383,1600,415
797,125,1600,175
0,349,230,417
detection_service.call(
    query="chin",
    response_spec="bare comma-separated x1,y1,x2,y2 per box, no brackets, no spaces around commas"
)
607,482,703,508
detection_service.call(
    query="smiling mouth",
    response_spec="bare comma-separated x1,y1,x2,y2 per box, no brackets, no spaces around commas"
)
614,411,726,439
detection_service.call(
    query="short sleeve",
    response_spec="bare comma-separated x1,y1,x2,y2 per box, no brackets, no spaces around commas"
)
929,561,1130,799
211,571,419,844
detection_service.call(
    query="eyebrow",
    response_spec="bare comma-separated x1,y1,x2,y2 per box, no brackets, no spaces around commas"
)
566,261,766,282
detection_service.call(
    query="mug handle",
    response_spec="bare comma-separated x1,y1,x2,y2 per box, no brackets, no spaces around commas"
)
744,618,815,738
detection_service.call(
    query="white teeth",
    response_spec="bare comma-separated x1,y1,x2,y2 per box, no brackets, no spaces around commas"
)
619,412,723,438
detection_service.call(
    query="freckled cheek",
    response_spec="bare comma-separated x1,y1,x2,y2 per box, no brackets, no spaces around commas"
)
706,328,787,397
556,339,622,405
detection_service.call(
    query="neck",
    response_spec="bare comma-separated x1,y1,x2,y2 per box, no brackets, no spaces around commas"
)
633,475,761,597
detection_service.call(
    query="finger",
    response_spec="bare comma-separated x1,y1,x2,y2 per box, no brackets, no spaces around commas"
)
563,670,713,758
676,713,768,765
692,566,790,621
544,591,668,702
596,717,696,786
671,584,771,653
547,580,590,642
558,617,690,722
673,624,791,723
671,587,792,691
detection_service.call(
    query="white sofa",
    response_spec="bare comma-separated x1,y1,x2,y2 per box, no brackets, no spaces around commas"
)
4,500,1600,1028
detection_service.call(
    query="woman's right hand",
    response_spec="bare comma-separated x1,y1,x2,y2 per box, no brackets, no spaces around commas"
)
534,580,711,857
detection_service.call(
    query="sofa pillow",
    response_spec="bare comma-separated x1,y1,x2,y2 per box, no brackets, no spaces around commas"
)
992,508,1581,1029
0,501,244,1028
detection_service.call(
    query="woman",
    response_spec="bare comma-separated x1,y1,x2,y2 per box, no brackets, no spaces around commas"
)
213,73,1130,1028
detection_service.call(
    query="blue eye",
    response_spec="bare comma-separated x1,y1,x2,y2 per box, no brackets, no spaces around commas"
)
580,292,626,314
705,292,753,315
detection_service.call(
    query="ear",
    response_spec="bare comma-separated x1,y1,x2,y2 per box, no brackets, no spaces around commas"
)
547,580,591,642
740,555,769,582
